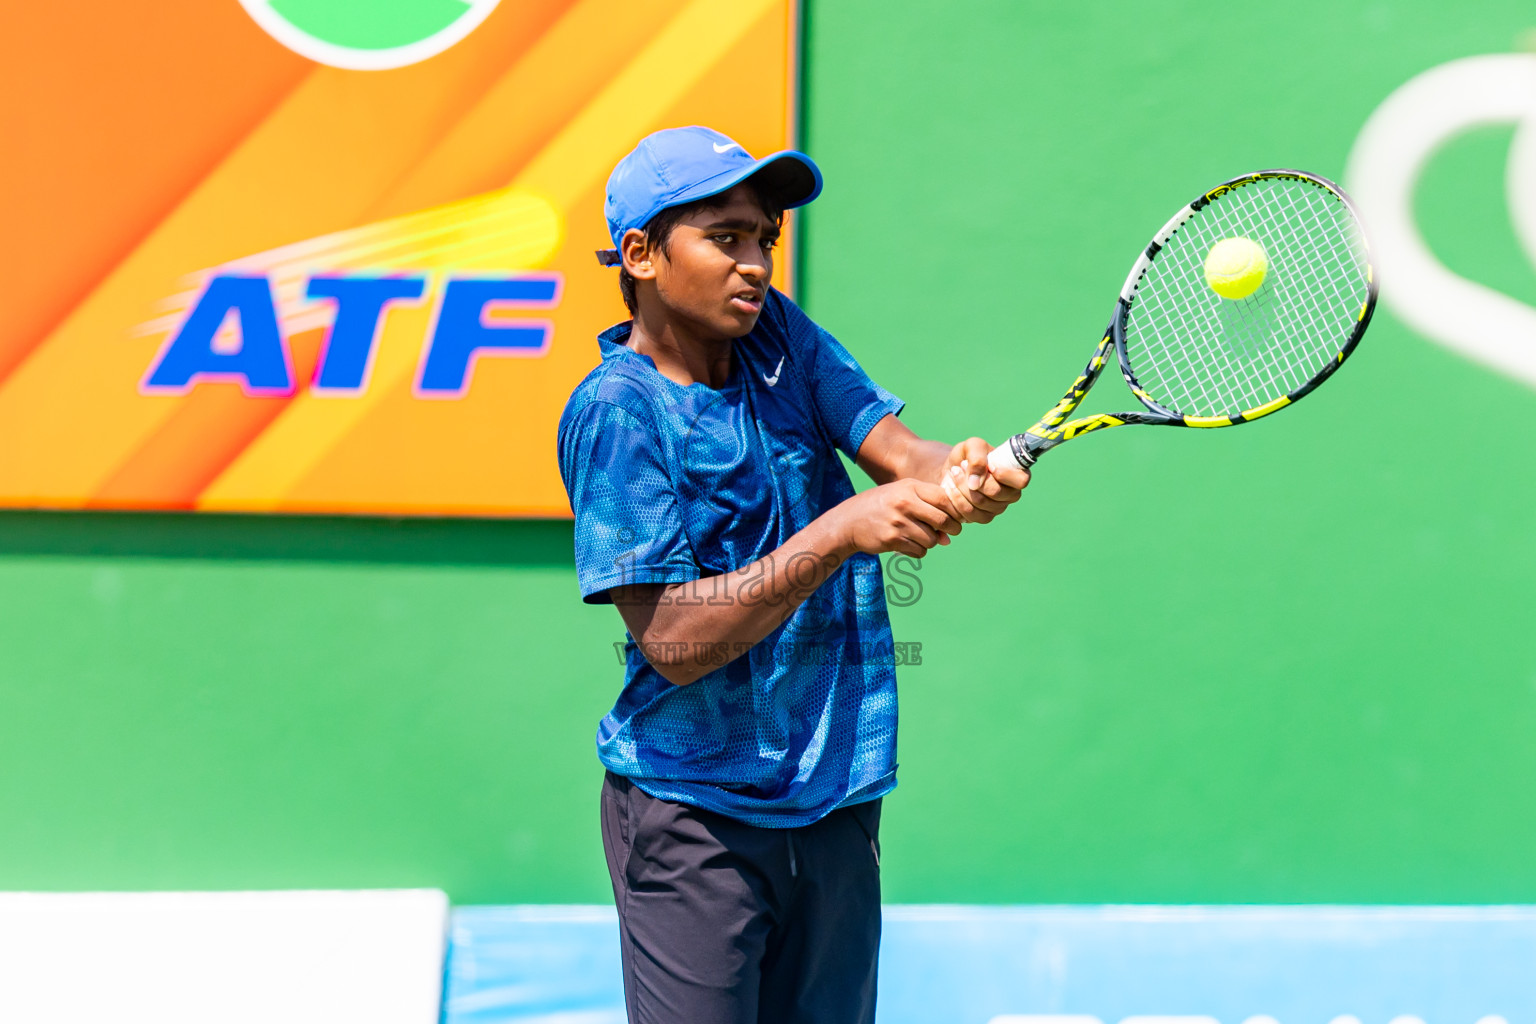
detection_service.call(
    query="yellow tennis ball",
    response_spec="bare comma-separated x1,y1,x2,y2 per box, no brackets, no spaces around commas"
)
1204,236,1269,300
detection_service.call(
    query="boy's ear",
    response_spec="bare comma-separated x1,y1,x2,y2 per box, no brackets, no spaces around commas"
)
621,228,656,280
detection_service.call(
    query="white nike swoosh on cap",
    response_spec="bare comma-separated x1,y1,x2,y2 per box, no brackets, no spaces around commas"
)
712,141,742,154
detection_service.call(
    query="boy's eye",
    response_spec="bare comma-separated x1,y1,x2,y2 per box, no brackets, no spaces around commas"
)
762,236,780,250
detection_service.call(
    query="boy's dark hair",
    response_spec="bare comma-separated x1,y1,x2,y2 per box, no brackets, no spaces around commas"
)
617,179,785,316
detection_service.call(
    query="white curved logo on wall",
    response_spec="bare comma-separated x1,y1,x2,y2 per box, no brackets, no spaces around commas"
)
239,0,501,70
1346,54,1536,389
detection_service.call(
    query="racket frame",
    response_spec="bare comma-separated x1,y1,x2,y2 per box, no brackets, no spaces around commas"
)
996,168,1377,471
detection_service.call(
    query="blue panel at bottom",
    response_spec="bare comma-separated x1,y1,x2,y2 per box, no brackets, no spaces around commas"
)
444,905,1536,1024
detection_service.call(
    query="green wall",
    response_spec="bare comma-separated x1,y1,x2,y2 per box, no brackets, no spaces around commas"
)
2,1,1534,904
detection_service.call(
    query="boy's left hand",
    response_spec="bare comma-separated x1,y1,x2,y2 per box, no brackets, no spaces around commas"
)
938,437,1030,524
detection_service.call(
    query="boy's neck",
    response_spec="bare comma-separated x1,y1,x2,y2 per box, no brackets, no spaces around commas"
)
629,304,735,390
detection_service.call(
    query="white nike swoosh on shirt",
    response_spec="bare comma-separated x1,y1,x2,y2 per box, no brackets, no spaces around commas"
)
712,141,742,154
763,356,785,386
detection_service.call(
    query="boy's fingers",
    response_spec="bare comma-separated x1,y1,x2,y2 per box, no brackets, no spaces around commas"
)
910,482,964,534
990,465,1031,492
941,468,979,520
909,520,941,548
964,485,1012,512
978,479,1015,502
974,475,1027,505
958,437,992,490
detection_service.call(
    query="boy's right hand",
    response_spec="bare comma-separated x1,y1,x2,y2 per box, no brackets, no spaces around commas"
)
833,479,961,558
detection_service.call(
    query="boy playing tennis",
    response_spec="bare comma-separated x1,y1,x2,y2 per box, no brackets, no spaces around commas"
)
557,126,1029,1023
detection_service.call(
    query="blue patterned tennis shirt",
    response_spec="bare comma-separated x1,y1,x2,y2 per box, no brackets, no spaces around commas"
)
557,289,905,827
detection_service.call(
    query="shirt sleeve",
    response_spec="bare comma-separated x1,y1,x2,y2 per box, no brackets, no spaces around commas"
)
558,399,698,604
775,293,905,458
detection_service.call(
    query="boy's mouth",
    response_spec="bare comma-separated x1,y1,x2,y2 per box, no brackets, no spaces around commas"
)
729,291,764,315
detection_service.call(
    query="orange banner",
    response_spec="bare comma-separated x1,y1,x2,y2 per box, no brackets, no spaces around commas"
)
0,0,799,516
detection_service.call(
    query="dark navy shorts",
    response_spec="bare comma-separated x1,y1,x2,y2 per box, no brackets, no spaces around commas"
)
600,771,883,1024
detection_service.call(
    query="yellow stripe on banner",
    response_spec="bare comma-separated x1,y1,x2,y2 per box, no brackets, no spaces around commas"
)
1183,414,1233,428
377,0,689,216
197,0,777,511
1242,394,1291,420
514,0,779,207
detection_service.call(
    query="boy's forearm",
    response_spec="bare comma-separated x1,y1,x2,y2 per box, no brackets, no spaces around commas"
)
618,513,854,686
896,437,955,485
855,413,956,486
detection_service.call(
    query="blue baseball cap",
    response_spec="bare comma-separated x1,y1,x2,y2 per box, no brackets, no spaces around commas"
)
597,126,822,265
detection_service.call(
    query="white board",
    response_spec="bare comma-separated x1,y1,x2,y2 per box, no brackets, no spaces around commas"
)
0,889,448,1024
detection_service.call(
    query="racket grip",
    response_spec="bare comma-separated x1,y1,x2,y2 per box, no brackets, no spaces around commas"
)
988,434,1037,474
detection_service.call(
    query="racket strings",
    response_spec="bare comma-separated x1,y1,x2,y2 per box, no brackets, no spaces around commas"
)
1138,185,1339,410
1123,178,1369,418
1144,183,1360,412
1144,187,1346,409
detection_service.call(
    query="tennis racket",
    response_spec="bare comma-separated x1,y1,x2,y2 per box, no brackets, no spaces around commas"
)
984,169,1376,476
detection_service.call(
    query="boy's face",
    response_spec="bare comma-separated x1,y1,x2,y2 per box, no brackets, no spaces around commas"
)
630,185,780,341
